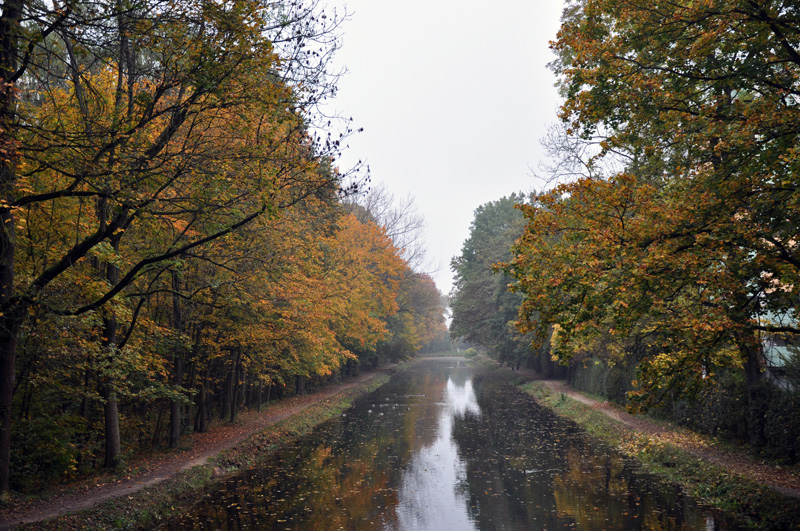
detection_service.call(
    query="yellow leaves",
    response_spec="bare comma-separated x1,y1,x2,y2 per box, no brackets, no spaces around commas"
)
184,205,409,380
14,178,34,196
508,158,769,403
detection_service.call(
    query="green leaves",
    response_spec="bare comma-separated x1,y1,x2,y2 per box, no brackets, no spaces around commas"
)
450,194,533,366
506,0,800,414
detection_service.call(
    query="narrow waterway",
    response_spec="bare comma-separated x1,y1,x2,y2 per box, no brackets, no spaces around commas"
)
161,358,741,530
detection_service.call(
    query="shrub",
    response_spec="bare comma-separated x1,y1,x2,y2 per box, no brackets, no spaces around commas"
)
10,415,88,492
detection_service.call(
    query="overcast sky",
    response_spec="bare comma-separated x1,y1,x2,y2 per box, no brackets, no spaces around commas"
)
324,0,565,296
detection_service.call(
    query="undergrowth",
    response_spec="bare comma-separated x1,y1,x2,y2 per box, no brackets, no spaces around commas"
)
27,374,391,531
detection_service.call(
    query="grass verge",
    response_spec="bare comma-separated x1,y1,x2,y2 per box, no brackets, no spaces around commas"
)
521,380,800,530
27,373,391,531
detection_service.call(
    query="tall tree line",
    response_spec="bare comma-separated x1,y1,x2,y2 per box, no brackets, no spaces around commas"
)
449,194,551,371
501,0,800,452
0,0,446,496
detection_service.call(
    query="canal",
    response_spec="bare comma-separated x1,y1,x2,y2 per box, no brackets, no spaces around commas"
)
161,358,741,530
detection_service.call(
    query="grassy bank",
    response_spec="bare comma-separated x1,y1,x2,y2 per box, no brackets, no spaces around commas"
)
27,373,392,531
521,379,800,530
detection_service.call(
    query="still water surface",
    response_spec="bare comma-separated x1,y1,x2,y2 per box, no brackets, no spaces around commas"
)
162,359,741,530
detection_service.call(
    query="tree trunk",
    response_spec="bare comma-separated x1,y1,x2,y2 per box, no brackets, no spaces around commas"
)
186,359,196,433
101,307,121,468
101,382,121,468
100,228,122,468
241,369,249,409
221,363,233,421
169,355,184,449
205,390,213,430
0,315,20,499
79,352,93,419
230,349,241,424
736,332,766,447
169,270,185,449
151,402,165,445
0,0,23,500
197,381,207,433
186,326,201,434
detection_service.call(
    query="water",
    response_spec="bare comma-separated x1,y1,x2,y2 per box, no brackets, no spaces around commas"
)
161,359,741,530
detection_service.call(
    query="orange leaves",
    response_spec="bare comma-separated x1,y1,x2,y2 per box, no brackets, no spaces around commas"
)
507,172,750,401
532,0,800,405
324,213,404,353
180,204,409,382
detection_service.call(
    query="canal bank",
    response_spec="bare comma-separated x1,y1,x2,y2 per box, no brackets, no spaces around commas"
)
160,357,743,530
0,367,399,531
502,364,800,529
13,357,791,530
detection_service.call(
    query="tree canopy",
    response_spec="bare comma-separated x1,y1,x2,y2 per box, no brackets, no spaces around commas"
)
450,194,533,368
0,0,445,496
504,0,800,443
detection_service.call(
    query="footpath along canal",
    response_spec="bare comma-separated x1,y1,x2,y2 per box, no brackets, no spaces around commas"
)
161,358,741,530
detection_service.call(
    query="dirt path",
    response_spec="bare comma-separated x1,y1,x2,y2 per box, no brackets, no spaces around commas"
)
526,374,800,498
0,369,389,530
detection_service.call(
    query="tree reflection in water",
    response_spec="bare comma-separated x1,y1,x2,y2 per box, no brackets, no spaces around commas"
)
161,360,742,530
451,374,736,530
393,367,480,530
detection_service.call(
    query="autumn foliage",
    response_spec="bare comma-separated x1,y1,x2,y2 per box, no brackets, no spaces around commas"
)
0,0,445,495
504,0,800,450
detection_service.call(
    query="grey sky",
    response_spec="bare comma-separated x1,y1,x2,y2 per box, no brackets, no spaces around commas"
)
326,0,564,296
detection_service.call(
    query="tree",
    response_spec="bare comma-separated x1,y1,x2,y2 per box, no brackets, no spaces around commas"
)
377,271,447,362
0,0,346,495
344,183,429,271
507,0,800,443
506,177,741,396
344,183,446,363
326,213,405,364
450,194,532,368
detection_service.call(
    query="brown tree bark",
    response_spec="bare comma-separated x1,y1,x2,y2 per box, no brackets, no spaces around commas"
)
169,271,184,449
101,231,122,469
735,331,766,448
0,0,23,499
169,356,184,449
230,348,241,423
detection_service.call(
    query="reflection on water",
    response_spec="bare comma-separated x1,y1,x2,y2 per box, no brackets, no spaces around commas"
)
447,370,481,418
393,368,480,530
160,360,743,530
